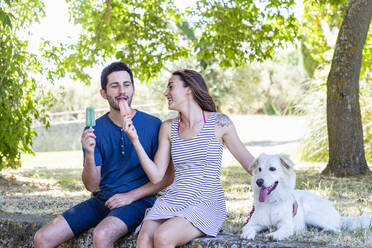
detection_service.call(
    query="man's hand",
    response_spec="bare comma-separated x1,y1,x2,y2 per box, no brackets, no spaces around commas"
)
105,193,134,210
81,127,96,154
81,127,100,192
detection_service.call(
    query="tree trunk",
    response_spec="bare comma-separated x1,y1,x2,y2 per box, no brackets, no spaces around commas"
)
323,0,372,176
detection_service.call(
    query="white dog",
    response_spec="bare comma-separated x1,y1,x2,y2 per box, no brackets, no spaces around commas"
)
241,153,372,241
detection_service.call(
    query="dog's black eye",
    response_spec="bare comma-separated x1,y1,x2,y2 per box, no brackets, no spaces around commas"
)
269,167,276,171
258,167,261,172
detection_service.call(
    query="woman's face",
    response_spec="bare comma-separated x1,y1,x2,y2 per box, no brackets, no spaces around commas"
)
164,75,189,110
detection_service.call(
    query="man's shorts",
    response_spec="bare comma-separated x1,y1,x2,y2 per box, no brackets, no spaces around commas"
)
62,193,153,236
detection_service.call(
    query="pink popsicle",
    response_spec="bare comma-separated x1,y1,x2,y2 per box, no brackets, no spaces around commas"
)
118,100,130,116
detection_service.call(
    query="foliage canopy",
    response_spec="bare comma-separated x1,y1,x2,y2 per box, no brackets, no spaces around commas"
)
301,0,371,78
57,0,298,83
0,0,53,169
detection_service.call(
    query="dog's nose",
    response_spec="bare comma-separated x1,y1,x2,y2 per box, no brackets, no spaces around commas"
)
256,178,264,187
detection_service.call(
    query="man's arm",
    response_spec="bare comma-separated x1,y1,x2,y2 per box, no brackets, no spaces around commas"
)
105,161,174,210
81,128,101,192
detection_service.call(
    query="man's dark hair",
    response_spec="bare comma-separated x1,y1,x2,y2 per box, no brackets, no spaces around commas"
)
100,62,134,91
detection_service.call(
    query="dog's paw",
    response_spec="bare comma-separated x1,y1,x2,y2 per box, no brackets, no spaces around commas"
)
266,231,288,241
240,226,256,240
240,231,256,240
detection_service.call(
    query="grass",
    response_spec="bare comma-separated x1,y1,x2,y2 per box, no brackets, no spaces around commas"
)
0,151,90,215
1,151,372,247
221,162,372,248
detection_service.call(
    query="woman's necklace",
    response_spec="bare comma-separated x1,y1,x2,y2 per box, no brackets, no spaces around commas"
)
177,110,206,134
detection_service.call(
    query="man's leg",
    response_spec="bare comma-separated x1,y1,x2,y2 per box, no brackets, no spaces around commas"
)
94,198,153,248
34,196,109,248
34,215,74,248
137,219,166,248
93,216,129,248
153,217,204,248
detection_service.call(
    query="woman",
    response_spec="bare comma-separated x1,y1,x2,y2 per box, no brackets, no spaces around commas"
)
122,69,255,248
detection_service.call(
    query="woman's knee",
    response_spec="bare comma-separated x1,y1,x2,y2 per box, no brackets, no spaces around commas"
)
137,231,153,248
153,228,173,247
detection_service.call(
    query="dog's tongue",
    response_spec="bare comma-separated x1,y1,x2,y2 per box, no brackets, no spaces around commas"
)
259,188,269,202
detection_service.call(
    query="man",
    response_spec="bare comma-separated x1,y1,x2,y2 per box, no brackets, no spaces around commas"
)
34,62,173,248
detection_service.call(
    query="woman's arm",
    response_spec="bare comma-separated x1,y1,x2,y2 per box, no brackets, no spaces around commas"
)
105,162,174,210
123,116,172,184
216,113,255,175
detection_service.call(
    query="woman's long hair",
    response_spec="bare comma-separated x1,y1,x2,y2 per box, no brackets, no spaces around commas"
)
172,69,217,112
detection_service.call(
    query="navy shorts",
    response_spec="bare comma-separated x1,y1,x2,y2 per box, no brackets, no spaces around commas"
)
62,193,153,236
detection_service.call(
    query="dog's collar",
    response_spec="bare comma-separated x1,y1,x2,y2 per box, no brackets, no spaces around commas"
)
244,200,298,224
292,199,298,217
244,205,255,225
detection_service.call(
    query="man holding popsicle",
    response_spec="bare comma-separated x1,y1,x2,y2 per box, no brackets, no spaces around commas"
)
34,62,173,248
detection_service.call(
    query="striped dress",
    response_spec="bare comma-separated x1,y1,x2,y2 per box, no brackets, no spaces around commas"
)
143,112,226,237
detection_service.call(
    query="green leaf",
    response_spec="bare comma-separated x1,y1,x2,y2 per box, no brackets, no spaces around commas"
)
0,0,51,170
0,8,12,28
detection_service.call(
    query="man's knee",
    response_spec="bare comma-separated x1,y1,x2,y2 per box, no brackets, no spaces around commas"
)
34,215,74,248
34,228,49,248
93,225,117,246
93,227,109,244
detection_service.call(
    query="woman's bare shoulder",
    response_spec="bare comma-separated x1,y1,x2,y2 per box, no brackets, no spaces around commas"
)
215,112,233,128
160,119,174,131
162,118,173,126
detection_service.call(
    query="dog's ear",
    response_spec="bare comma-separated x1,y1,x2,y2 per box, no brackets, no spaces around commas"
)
279,154,294,170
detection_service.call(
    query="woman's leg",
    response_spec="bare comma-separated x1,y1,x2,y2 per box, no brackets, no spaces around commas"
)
153,217,204,248
137,219,166,248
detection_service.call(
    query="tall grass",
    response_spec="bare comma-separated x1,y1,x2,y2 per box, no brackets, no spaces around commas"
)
300,79,372,162
362,81,372,162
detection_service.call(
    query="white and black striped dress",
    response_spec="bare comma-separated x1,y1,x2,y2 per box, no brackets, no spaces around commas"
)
143,112,226,237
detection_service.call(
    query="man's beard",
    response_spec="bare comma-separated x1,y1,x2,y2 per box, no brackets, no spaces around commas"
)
107,95,132,111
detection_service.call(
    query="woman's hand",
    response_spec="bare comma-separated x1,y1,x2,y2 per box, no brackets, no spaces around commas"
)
122,115,138,141
105,193,134,210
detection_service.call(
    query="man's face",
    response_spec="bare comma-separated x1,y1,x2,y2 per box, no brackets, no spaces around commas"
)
101,71,134,111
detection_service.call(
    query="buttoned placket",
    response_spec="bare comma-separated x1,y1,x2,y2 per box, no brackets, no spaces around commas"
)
120,129,125,156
